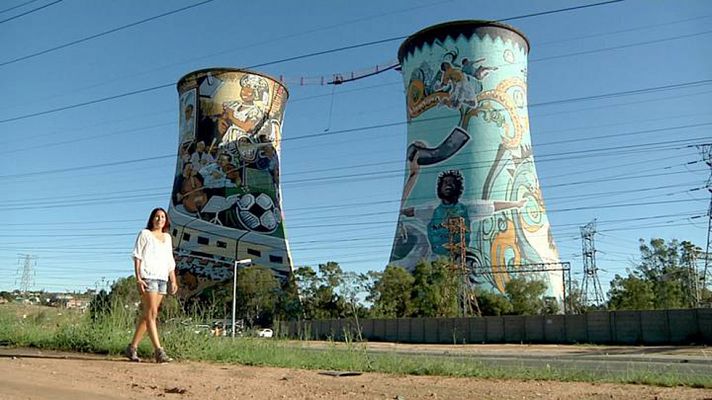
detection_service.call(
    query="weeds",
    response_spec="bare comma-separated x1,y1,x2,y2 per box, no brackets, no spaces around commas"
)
0,304,709,389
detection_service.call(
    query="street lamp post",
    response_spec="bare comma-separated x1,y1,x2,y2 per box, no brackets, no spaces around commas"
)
232,258,252,338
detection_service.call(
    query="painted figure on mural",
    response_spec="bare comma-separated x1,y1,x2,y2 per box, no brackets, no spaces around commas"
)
176,142,192,176
190,140,215,168
439,58,497,110
179,89,197,144
439,61,478,109
399,126,471,211
219,75,270,151
179,103,195,143
199,152,240,197
400,168,527,256
174,162,207,214
257,144,280,187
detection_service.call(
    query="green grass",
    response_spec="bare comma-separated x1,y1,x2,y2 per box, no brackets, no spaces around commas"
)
1,304,710,389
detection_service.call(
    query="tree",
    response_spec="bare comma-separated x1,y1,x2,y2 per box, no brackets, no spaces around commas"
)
608,273,654,310
88,276,141,323
274,274,303,321
237,265,280,327
368,265,415,318
504,277,547,315
637,238,686,308
88,289,111,322
607,238,694,310
0,291,14,302
339,271,369,319
339,271,370,340
293,265,319,319
293,262,348,320
312,262,348,319
475,289,512,316
108,276,141,307
410,259,459,318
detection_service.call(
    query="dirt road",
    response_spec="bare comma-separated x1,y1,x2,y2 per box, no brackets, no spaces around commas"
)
1,350,711,400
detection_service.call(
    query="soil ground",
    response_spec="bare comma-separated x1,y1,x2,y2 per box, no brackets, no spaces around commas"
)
1,345,712,400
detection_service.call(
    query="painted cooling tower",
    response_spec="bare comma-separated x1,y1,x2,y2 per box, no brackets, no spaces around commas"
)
390,21,562,299
169,68,291,302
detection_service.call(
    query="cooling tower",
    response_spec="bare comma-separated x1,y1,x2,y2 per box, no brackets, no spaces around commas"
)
169,68,292,302
390,21,563,299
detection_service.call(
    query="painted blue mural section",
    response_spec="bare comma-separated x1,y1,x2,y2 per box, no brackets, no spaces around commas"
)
390,22,562,299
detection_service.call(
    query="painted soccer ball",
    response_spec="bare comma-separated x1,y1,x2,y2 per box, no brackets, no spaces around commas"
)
236,193,280,233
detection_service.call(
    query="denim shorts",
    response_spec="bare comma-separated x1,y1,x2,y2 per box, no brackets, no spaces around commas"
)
144,279,167,295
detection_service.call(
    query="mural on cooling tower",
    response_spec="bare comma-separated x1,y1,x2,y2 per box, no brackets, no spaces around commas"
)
169,69,291,303
390,21,562,299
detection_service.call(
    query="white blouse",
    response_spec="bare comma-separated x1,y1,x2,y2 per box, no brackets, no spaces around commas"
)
131,229,176,281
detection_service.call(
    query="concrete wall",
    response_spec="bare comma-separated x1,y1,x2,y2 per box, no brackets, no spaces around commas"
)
279,308,712,345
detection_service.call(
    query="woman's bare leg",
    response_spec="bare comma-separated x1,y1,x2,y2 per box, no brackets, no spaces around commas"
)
129,318,147,349
143,291,164,350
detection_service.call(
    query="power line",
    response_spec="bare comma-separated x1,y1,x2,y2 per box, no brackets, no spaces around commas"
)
0,140,704,208
0,144,697,199
498,0,624,21
280,144,705,187
534,29,712,63
5,208,700,231
0,0,632,124
0,120,174,156
5,79,706,158
537,14,712,46
0,83,175,124
2,1,663,124
0,0,216,67
3,107,705,182
0,0,61,24
527,80,712,109
0,154,172,180
1,210,703,244
0,217,704,270
0,0,41,15
0,197,704,237
282,81,712,143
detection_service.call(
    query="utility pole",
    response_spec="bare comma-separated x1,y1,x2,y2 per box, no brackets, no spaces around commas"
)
15,254,37,295
445,217,481,317
698,144,712,297
580,220,604,307
682,246,701,308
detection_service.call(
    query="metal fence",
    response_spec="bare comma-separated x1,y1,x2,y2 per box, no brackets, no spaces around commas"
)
278,308,712,345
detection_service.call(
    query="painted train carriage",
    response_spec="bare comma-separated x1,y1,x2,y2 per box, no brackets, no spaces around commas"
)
390,21,564,302
169,68,292,303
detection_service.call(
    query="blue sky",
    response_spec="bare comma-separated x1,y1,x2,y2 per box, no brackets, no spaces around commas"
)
0,0,710,295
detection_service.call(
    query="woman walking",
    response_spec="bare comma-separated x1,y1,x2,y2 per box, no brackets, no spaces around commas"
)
124,207,178,363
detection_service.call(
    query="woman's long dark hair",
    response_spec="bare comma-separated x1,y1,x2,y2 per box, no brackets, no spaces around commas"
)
145,207,171,233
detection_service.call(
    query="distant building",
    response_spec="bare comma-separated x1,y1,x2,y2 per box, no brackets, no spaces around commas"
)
65,298,89,310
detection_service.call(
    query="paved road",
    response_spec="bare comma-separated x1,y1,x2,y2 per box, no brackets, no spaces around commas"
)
293,341,712,379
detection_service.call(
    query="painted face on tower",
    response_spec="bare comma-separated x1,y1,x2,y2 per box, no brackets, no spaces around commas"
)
437,174,463,204
240,86,255,103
